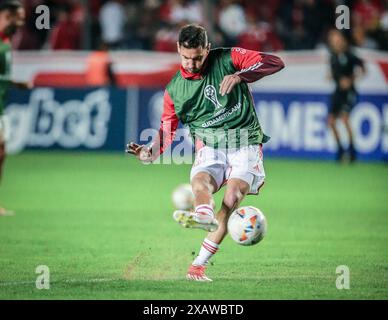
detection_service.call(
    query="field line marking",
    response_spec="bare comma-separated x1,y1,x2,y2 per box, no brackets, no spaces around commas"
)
0,274,333,287
0,278,122,287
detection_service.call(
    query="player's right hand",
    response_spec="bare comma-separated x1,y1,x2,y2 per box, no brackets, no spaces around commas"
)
126,142,153,163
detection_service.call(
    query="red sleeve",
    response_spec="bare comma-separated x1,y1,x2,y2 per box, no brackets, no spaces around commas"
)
150,90,179,158
231,47,285,83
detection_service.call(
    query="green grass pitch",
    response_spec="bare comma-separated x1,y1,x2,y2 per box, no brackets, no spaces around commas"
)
0,151,387,299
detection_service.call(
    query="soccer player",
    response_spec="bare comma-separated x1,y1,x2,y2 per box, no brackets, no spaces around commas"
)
0,0,30,216
127,24,284,281
327,29,366,163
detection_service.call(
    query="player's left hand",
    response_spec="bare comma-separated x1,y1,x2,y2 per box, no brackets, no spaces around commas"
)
219,74,241,96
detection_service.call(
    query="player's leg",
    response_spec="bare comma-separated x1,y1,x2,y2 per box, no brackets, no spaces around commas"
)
328,113,340,145
174,172,218,231
173,147,225,232
0,137,7,216
328,91,345,162
341,90,357,162
187,178,250,281
183,148,227,281
200,178,251,247
328,113,344,161
174,171,219,231
0,118,14,216
191,172,218,215
0,117,5,214
0,138,8,216
0,117,6,181
341,111,356,162
0,140,5,181
207,178,250,244
187,145,265,281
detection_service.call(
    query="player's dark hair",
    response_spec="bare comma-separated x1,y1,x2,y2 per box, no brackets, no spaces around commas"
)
0,0,22,12
178,24,208,49
327,28,349,43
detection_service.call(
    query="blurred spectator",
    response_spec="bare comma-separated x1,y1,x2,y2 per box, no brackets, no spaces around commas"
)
376,1,388,50
10,0,388,52
286,24,315,50
154,0,203,52
132,0,160,50
169,0,203,24
99,0,126,49
49,3,81,49
217,0,247,46
154,25,179,52
278,0,334,50
351,0,387,50
160,0,203,25
242,0,280,24
237,18,283,51
236,0,283,51
353,0,383,32
12,0,47,49
302,0,334,46
352,24,379,49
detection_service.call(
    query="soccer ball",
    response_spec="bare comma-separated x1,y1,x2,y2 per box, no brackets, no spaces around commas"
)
172,184,194,210
227,206,267,246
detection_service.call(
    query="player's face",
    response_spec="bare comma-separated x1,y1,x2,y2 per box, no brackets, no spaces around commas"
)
328,30,347,53
1,6,24,36
177,44,210,74
15,7,26,28
0,10,13,34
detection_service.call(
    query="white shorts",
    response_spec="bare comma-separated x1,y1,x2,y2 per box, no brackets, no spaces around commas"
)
190,144,265,195
0,115,10,143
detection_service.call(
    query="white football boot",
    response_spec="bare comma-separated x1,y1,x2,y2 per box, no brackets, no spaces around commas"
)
172,210,219,232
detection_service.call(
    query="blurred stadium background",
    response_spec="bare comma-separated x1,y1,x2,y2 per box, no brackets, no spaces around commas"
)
1,0,387,299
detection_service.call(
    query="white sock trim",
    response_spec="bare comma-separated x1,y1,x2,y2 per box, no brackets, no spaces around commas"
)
203,238,219,251
192,238,220,266
194,204,214,217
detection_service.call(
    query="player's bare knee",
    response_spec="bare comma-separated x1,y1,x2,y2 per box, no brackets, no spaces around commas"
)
223,189,244,211
191,173,216,195
223,181,249,211
192,181,211,195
